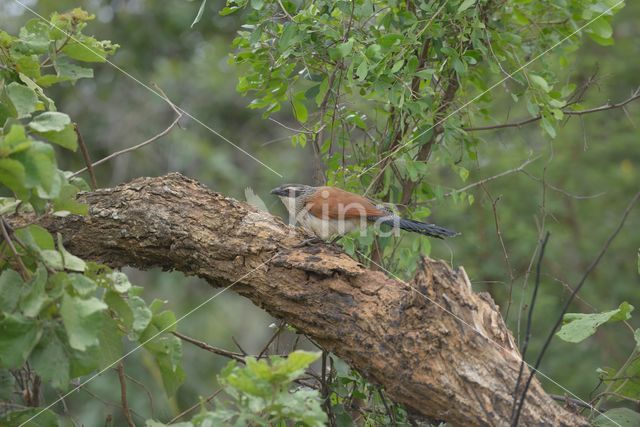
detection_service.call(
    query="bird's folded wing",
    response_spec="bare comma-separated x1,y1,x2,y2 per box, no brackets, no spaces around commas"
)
305,187,386,220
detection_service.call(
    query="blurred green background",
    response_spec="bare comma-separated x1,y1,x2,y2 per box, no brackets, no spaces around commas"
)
2,0,638,424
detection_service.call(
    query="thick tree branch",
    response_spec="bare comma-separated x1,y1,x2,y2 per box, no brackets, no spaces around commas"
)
10,173,587,426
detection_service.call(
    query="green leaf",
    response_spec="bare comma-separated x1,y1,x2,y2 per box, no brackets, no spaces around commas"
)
586,17,614,46
279,350,320,379
52,182,88,215
28,111,71,132
13,141,58,196
530,74,550,92
191,0,208,28
152,310,177,333
30,326,70,390
336,38,354,59
96,314,123,369
41,250,64,270
0,159,27,198
541,116,556,139
20,264,48,317
390,59,404,73
107,271,131,294
38,57,94,86
35,123,78,151
60,293,107,350
7,82,38,118
69,344,99,378
356,60,369,80
157,353,186,397
593,408,640,427
635,329,640,350
128,295,152,338
62,37,109,62
556,302,634,343
292,96,308,123
15,224,55,251
58,233,86,272
0,269,24,313
104,290,134,331
68,273,97,297
17,19,50,54
0,314,41,368
457,0,477,14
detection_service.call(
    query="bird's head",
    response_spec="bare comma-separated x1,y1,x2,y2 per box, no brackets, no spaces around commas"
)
270,184,313,199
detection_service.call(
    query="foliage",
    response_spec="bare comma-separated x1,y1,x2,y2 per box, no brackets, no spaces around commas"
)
554,301,640,415
222,0,625,274
0,10,184,425
146,351,327,427
557,301,633,343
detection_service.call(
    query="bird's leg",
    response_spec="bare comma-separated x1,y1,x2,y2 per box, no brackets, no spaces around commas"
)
328,235,342,245
293,237,324,248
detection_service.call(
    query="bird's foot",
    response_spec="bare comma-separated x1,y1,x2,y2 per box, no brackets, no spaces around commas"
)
293,237,324,248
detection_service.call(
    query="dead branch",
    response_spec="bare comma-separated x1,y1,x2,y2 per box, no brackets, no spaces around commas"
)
9,173,589,426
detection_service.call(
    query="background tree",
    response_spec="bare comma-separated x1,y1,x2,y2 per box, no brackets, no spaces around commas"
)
0,0,639,426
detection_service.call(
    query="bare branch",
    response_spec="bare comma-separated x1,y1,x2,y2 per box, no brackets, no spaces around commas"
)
173,331,246,362
515,190,640,420
168,388,223,424
0,217,30,280
70,86,182,179
116,363,135,427
464,86,640,132
73,123,97,190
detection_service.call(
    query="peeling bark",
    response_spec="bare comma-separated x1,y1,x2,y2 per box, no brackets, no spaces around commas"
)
11,173,587,426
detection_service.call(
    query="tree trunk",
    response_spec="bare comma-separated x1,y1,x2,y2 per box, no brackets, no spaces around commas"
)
12,173,586,426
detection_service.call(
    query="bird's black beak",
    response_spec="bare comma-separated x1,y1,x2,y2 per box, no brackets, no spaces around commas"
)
270,186,287,197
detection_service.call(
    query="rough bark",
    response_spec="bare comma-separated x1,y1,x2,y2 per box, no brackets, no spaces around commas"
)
12,173,586,426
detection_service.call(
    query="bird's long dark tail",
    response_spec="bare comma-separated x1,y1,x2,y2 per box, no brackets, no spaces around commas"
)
376,216,459,239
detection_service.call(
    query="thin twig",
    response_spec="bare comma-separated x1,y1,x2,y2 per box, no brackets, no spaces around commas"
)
0,217,30,280
231,336,248,356
488,194,516,320
173,331,246,362
448,156,539,197
513,191,640,424
81,387,144,422
70,85,182,178
549,394,593,410
173,331,322,385
124,372,155,419
257,321,285,359
414,156,540,205
511,232,550,425
465,86,640,132
116,363,135,427
168,388,223,424
378,387,398,426
73,123,97,189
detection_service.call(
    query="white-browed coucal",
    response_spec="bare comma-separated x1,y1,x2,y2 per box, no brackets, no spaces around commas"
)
270,184,458,240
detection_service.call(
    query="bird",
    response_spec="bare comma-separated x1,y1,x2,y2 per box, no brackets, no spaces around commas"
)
270,184,458,241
